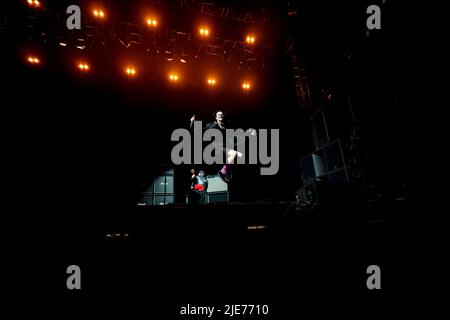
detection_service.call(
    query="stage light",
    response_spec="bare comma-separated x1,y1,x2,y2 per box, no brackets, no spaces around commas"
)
207,78,217,86
59,42,67,47
199,27,210,37
27,0,40,7
169,73,179,82
146,18,158,27
93,9,105,19
78,63,90,71
125,67,137,76
242,82,251,90
26,56,40,64
245,35,256,45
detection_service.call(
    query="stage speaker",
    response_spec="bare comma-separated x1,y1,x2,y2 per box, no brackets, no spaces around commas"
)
207,191,229,203
297,177,362,202
206,175,228,193
153,175,174,194
138,192,153,206
328,168,348,182
205,175,229,203
153,170,174,205
154,194,174,205
137,168,175,206
323,140,345,172
300,153,326,182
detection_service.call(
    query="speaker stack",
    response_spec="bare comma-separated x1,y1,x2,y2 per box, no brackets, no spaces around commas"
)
298,139,351,202
138,168,174,206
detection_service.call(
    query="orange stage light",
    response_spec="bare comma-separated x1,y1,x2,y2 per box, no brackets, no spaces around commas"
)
245,35,256,44
78,63,90,71
199,27,210,37
242,82,251,90
207,78,217,86
93,9,105,18
125,67,137,76
169,73,179,82
27,0,40,7
27,56,40,64
147,18,158,27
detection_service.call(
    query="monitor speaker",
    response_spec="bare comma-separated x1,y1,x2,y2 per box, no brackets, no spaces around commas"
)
207,191,229,203
206,175,228,193
205,175,229,203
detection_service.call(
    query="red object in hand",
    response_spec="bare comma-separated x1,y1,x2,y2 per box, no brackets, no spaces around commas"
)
193,184,205,191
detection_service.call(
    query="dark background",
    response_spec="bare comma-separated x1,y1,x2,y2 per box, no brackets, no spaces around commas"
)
2,0,408,311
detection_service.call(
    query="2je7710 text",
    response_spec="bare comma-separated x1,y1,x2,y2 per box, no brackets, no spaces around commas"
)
179,304,270,318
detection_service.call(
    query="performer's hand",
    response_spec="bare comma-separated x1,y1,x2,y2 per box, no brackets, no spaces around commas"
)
247,128,257,136
190,115,196,128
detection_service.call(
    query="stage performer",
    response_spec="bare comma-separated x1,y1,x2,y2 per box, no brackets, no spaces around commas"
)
190,110,255,184
189,169,208,205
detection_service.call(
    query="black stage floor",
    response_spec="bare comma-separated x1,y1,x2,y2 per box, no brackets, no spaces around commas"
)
17,199,408,315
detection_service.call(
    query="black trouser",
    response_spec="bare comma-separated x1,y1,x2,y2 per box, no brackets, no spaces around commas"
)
189,190,206,205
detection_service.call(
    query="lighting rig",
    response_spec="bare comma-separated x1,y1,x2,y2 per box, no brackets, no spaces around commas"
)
8,1,277,92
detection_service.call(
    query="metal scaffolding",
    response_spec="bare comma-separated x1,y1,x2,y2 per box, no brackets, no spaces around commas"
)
170,0,273,25
285,36,312,114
